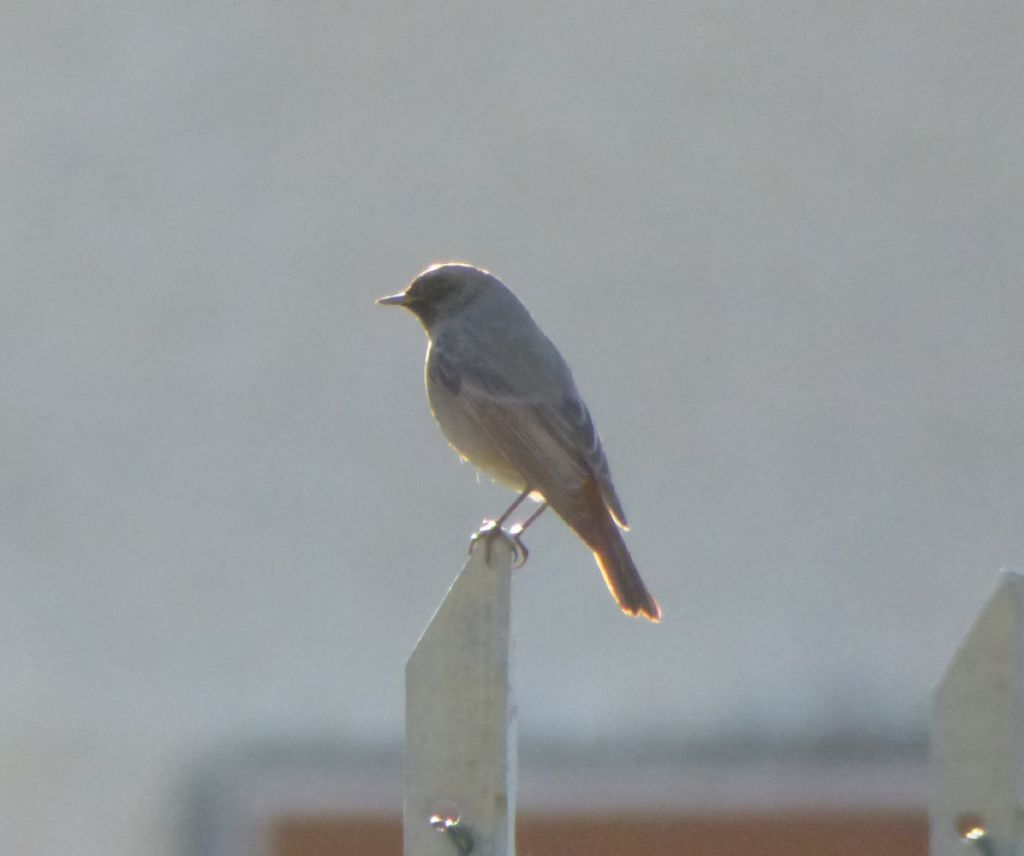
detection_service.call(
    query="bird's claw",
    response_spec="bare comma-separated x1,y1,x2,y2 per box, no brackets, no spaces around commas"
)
469,520,528,568
507,523,529,568
468,519,498,556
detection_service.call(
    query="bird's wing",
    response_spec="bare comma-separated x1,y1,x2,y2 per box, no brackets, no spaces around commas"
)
543,392,629,529
432,331,629,528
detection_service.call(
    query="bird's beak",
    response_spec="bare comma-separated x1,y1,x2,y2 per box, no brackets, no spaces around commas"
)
376,291,408,306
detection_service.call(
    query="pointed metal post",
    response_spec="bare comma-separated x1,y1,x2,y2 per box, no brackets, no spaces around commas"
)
931,570,1024,855
404,535,517,856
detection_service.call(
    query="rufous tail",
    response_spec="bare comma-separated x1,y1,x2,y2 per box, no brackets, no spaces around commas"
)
549,477,662,621
590,512,661,622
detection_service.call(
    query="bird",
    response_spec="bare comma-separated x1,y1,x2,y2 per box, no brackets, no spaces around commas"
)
377,262,661,622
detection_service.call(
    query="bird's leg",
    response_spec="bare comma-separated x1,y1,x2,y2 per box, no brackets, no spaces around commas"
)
492,488,532,529
506,502,548,568
471,487,533,565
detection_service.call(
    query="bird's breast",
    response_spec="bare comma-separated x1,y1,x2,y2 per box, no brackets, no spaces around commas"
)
424,363,527,491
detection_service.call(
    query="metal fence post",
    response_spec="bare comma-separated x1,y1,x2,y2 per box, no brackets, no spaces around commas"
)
931,570,1024,855
404,536,517,856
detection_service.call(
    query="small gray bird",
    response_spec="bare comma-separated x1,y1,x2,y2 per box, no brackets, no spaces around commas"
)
378,263,661,622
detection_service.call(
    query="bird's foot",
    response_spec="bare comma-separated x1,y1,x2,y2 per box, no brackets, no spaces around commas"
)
469,520,528,567
468,519,500,564
506,522,529,568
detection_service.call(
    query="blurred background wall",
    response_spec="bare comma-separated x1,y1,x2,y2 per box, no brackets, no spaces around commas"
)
3,3,1022,854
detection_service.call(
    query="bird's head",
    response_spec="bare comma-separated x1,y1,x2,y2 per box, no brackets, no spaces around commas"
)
377,262,497,330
